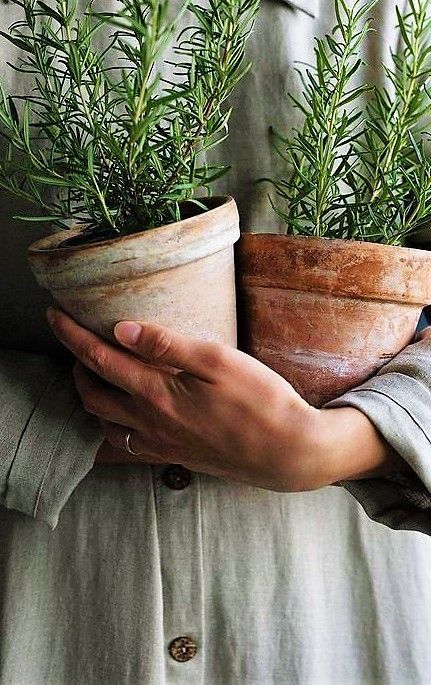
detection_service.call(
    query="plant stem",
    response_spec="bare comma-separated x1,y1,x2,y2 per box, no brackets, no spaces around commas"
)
370,2,426,201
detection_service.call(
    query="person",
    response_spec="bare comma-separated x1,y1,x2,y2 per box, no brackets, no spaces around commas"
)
1,0,431,683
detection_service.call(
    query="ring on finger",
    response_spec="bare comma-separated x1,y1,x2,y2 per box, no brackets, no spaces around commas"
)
124,428,144,457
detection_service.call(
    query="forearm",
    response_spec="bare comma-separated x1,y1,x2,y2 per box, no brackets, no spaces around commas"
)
320,331,431,534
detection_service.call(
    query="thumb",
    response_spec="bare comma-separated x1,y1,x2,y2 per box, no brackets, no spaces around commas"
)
114,320,227,380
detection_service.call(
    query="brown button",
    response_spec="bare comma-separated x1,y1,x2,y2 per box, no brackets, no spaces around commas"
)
163,465,191,490
168,636,197,663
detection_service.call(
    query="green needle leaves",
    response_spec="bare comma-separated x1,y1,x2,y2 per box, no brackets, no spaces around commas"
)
268,0,431,246
0,0,259,237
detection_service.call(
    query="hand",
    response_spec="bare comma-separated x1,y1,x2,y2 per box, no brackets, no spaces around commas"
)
47,308,405,491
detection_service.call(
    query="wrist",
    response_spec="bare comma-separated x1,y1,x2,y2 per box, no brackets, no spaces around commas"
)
317,406,408,483
275,403,338,492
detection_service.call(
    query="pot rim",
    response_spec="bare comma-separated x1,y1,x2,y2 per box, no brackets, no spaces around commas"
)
239,231,431,260
29,195,234,255
237,231,431,306
28,195,239,292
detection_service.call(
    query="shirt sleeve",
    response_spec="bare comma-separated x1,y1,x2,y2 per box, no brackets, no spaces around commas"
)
325,334,431,535
0,349,103,529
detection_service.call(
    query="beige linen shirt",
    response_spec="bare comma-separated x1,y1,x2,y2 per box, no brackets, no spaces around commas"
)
2,1,431,683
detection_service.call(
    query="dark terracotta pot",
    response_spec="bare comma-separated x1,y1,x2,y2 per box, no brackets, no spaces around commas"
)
237,233,431,407
28,196,239,346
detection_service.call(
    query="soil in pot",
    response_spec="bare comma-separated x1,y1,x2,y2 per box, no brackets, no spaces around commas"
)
56,199,213,249
237,233,431,407
28,196,239,347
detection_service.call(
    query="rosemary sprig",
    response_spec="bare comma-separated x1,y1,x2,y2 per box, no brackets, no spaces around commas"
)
0,0,258,237
268,0,431,246
266,0,378,238
357,0,431,243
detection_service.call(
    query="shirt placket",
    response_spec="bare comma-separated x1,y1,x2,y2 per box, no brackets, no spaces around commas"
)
152,464,205,684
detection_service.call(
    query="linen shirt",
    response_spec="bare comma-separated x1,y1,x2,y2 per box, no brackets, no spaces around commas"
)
2,0,431,683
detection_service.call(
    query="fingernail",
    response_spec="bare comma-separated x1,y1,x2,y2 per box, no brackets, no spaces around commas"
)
46,307,57,326
114,321,142,345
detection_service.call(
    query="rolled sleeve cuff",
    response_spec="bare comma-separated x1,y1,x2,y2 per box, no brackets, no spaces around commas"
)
326,374,431,535
4,369,103,529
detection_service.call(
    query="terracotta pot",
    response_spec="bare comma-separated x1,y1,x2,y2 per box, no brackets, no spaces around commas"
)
237,233,431,407
28,196,239,346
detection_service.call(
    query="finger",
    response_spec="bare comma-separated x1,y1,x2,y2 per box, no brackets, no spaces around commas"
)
73,362,141,427
47,308,171,397
100,420,144,453
417,326,431,342
114,320,234,381
100,420,168,465
96,433,164,465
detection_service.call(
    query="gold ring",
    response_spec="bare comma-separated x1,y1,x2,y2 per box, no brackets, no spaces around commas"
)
124,428,143,456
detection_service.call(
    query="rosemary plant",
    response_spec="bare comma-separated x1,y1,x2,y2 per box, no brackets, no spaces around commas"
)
268,0,431,246
0,0,258,238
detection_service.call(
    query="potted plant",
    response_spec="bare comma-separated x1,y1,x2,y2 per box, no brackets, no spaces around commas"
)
0,0,258,346
237,0,431,406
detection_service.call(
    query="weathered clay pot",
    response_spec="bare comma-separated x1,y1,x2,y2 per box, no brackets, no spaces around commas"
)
237,233,431,407
28,196,239,346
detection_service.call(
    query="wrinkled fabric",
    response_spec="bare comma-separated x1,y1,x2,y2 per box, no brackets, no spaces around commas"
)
2,0,431,683
0,351,102,528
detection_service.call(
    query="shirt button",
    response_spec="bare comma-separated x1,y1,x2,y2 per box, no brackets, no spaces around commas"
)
168,636,198,663
162,465,191,490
